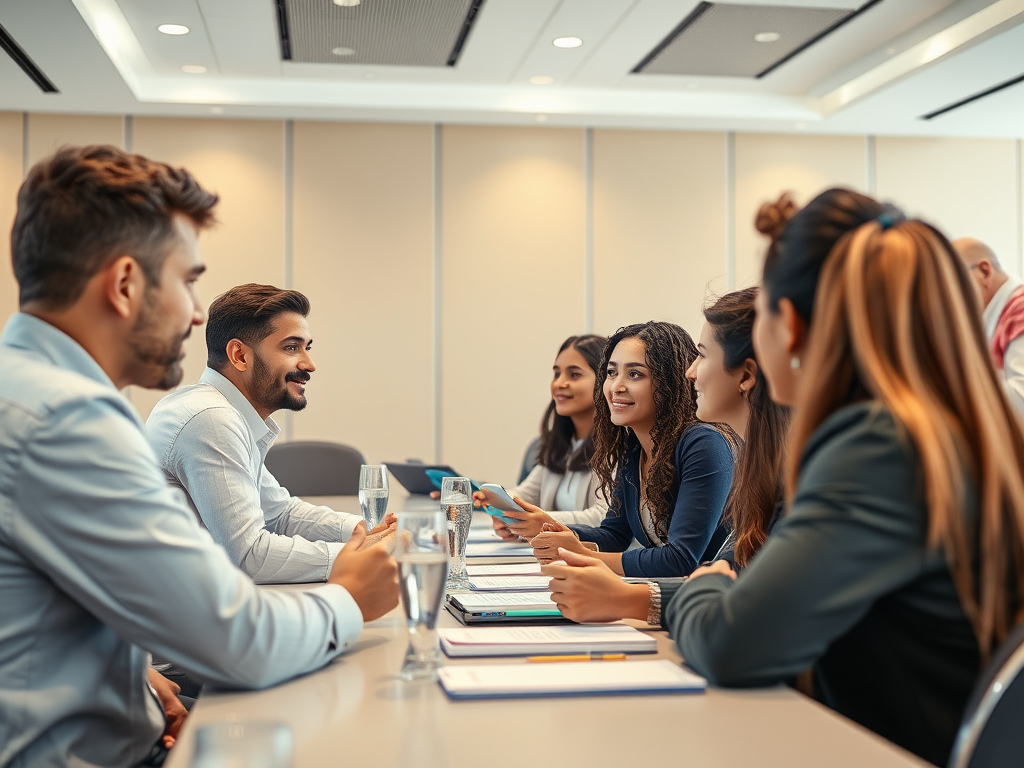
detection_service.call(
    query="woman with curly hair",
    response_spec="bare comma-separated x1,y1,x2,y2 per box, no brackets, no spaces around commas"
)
529,321,735,578
663,189,1024,767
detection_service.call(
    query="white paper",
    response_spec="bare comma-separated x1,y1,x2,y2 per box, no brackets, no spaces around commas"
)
438,660,706,697
468,576,550,592
454,592,556,608
465,541,535,557
466,563,543,577
440,624,649,648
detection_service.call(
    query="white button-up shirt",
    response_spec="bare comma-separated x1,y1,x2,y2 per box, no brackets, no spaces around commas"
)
0,314,362,768
984,274,1024,417
146,368,361,584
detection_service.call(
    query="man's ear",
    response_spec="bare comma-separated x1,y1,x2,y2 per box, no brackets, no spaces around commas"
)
103,256,144,320
977,259,993,282
226,339,251,372
777,297,808,357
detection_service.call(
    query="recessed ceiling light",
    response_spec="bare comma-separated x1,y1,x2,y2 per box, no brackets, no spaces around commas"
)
181,65,207,74
754,32,780,43
332,47,355,56
535,114,548,122
333,0,361,5
529,75,555,85
157,24,190,36
552,36,583,49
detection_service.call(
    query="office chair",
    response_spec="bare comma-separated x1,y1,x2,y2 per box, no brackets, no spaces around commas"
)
518,436,541,484
948,619,1024,767
264,440,365,496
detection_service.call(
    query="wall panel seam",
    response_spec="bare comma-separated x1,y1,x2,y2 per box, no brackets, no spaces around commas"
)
584,127,594,334
433,123,443,463
725,131,735,290
21,113,28,177
866,135,875,195
283,119,295,441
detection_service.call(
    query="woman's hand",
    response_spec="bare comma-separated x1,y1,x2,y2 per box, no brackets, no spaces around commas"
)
531,521,588,564
490,514,519,541
501,496,555,540
687,560,736,581
542,549,651,623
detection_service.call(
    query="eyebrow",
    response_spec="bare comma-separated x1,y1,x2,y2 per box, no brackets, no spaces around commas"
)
280,336,311,345
189,265,207,278
607,362,648,369
553,364,585,370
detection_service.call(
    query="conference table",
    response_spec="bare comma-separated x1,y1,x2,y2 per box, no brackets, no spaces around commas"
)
165,493,931,768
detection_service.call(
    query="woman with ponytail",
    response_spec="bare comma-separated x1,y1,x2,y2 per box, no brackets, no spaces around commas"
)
662,189,1024,767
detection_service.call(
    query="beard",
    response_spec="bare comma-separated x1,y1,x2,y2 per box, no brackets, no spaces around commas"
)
128,297,190,390
251,352,310,413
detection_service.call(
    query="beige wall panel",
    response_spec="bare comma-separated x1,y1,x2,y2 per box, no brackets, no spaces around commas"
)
25,113,124,167
442,126,586,485
734,133,868,288
876,137,1021,276
130,117,286,419
593,129,727,341
291,122,435,465
0,112,22,327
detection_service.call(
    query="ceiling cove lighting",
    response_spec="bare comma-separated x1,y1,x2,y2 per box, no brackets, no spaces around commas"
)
552,36,583,49
333,0,361,5
754,32,780,43
180,64,207,74
332,47,355,56
157,24,190,36
529,75,554,85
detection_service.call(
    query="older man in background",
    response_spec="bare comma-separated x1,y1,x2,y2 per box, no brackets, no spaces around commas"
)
953,237,1024,417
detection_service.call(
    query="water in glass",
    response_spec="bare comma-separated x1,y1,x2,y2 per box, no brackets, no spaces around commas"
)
396,510,449,681
441,476,473,590
358,465,389,529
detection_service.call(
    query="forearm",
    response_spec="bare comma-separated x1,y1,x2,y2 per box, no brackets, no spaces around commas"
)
592,550,624,576
240,530,334,584
271,498,360,542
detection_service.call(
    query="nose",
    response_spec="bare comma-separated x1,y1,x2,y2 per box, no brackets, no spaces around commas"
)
192,299,207,328
685,359,697,381
299,351,316,373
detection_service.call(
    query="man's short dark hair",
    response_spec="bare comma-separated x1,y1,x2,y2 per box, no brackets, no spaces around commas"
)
11,144,218,310
206,284,311,369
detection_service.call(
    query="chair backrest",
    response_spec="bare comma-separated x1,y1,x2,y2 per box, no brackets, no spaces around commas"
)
518,436,542,484
948,619,1024,768
264,440,366,497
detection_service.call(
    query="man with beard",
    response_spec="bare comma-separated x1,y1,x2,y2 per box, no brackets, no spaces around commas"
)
0,145,399,768
146,283,380,585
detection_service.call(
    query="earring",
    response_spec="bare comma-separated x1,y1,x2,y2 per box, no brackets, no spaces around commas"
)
790,356,801,373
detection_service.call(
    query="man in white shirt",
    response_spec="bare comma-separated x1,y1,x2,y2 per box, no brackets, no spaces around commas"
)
0,144,398,768
953,238,1024,417
147,283,377,584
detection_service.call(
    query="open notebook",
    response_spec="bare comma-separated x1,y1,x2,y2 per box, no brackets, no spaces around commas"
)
438,660,706,699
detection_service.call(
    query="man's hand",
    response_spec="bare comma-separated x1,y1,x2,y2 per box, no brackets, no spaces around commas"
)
147,668,187,749
368,513,397,536
543,548,651,623
531,521,588,564
359,520,397,554
329,522,399,621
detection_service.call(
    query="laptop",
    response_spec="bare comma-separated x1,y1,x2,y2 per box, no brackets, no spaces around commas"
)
385,463,461,495
445,594,571,626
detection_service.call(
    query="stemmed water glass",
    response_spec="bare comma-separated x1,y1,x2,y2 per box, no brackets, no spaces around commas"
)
395,509,450,682
441,476,473,590
358,464,389,530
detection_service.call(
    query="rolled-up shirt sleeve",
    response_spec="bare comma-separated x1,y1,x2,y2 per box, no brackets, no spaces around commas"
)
15,396,363,689
166,408,344,584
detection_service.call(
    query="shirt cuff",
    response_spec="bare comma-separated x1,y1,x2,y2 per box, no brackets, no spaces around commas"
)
339,512,362,541
305,583,365,653
326,540,345,570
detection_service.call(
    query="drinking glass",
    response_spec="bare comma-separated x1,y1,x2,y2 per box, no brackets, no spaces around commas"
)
191,721,292,768
358,464,389,530
441,476,473,590
395,509,450,682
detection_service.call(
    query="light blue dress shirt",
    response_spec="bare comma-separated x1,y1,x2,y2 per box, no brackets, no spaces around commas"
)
146,368,361,584
0,314,363,768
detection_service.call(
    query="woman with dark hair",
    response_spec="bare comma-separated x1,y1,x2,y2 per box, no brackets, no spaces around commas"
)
478,334,611,541
662,189,1024,767
529,321,735,578
543,289,790,621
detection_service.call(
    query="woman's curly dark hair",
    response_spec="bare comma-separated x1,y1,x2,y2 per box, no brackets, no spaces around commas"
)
591,321,701,541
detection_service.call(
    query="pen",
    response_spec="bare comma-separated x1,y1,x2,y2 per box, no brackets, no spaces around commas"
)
526,654,627,663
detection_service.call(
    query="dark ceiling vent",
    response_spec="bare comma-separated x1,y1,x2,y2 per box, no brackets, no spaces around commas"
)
634,1,882,79
277,0,485,67
922,72,1024,120
0,22,58,92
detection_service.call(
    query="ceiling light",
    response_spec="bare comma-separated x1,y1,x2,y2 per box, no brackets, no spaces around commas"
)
754,32,780,43
157,24,190,36
535,114,548,122
181,65,207,74
794,122,808,130
552,37,583,49
333,0,361,5
332,47,355,56
209,106,225,114
529,75,554,85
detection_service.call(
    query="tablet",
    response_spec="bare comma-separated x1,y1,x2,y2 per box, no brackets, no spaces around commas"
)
384,463,460,495
445,595,570,626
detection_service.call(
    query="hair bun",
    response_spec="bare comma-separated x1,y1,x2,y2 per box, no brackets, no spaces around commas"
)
755,193,798,241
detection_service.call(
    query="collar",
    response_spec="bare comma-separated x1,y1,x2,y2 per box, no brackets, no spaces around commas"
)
0,312,118,391
199,367,280,444
984,275,1024,339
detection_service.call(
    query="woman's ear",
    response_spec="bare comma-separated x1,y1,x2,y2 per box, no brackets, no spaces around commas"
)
738,358,759,396
777,297,808,356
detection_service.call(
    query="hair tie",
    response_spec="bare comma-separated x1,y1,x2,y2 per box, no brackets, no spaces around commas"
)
877,212,897,230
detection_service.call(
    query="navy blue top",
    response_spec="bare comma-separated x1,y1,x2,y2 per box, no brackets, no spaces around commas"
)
570,424,734,578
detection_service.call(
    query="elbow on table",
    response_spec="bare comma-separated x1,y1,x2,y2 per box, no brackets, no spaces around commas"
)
684,642,789,689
